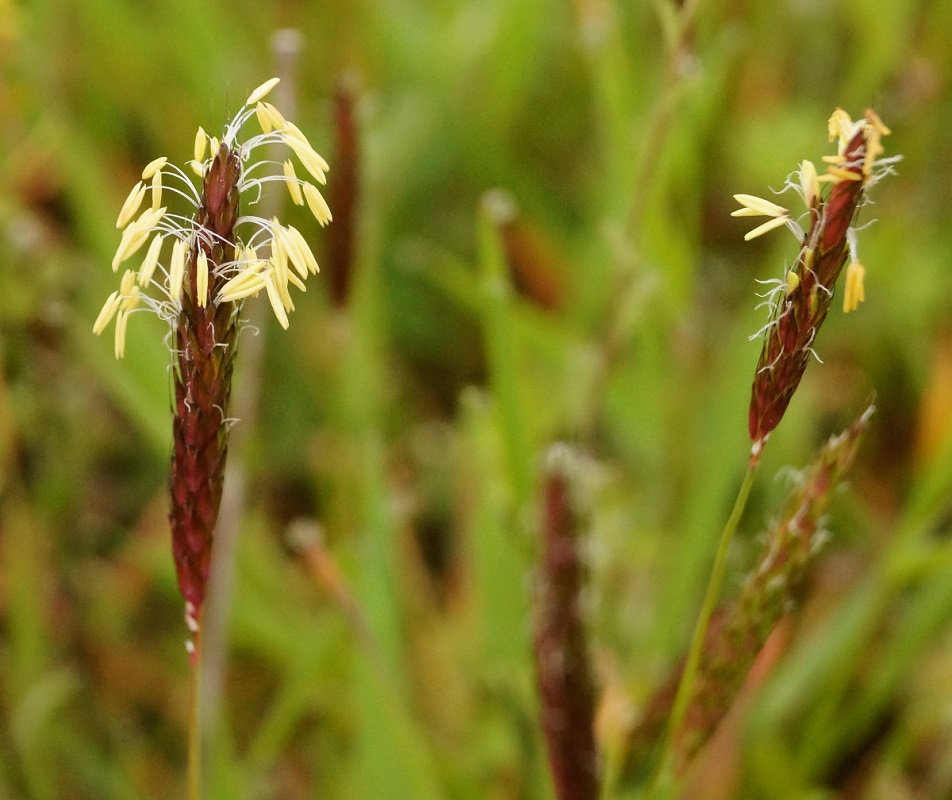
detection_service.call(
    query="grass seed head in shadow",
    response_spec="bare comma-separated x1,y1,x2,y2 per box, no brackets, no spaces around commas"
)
736,109,897,462
94,78,332,639
534,445,599,800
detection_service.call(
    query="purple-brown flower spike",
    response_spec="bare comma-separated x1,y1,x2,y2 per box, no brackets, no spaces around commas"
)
735,109,896,462
95,78,331,637
534,446,599,800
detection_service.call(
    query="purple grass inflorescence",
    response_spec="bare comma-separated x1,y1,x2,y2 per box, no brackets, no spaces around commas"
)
94,78,331,638
735,109,897,462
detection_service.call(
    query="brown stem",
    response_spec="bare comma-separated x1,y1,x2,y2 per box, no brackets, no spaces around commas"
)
326,73,359,306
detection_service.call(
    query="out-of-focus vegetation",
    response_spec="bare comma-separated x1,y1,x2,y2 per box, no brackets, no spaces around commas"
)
1,0,951,797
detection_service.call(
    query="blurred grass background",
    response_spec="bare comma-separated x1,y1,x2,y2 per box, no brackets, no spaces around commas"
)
1,0,952,797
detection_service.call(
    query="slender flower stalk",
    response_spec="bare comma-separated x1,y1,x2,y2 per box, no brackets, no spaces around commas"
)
94,77,332,636
738,109,897,462
648,463,756,798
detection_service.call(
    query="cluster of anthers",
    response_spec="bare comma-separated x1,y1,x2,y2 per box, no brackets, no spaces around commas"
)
732,108,896,316
93,77,332,357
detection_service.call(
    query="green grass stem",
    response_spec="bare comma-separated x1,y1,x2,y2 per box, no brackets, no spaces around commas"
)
188,635,203,800
649,461,757,796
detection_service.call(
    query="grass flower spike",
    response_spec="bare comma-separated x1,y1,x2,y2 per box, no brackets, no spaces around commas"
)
740,109,896,458
533,447,598,800
94,78,331,633
650,111,896,792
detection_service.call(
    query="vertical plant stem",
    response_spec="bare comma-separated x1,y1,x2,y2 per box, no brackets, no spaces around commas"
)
188,631,204,800
649,462,757,795
573,0,700,441
479,191,533,508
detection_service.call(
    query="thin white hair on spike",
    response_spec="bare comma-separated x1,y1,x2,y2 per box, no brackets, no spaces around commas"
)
239,178,265,206
851,217,877,234
220,416,241,432
784,219,805,241
749,319,775,341
757,345,786,375
237,321,262,338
